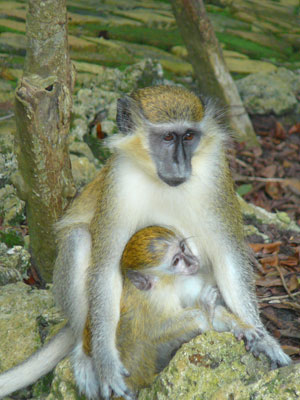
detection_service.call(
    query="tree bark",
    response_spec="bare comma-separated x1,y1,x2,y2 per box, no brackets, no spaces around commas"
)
14,0,76,282
171,0,258,146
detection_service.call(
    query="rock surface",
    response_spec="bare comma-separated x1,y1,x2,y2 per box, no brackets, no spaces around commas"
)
0,283,299,400
237,68,300,115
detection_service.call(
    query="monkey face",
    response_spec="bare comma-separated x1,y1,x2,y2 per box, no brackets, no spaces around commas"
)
115,86,205,187
147,123,202,186
168,240,200,275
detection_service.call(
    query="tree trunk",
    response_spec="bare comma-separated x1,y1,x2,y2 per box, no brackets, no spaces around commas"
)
171,0,258,146
14,0,76,282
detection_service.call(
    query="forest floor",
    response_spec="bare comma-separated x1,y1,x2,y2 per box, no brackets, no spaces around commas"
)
230,117,300,362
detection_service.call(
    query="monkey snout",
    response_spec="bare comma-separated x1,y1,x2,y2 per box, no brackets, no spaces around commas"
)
186,263,199,275
183,254,200,275
163,176,187,187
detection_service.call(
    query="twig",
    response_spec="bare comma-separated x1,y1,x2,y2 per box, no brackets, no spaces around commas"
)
282,301,300,311
235,175,285,183
274,264,292,296
0,113,14,122
258,291,300,302
235,159,254,171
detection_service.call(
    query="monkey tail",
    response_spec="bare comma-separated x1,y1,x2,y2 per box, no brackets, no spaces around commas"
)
0,325,75,398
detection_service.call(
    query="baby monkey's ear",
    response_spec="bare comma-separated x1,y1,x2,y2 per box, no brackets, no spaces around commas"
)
126,270,155,291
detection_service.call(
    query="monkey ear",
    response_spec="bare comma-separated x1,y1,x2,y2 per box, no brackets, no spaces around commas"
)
126,270,154,291
116,96,135,134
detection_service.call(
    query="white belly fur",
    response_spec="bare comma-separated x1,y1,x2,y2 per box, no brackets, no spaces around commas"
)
117,157,220,270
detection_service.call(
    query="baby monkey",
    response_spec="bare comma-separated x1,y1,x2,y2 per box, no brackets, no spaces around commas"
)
82,226,256,396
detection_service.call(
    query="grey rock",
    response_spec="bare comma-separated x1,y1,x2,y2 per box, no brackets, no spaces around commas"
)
236,68,300,115
70,154,98,190
0,243,30,285
0,283,62,372
139,331,300,400
69,141,96,163
139,331,270,400
0,184,25,226
70,118,89,142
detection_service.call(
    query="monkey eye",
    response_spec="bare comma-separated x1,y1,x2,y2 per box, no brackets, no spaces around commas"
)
183,131,195,141
172,256,180,266
163,132,175,142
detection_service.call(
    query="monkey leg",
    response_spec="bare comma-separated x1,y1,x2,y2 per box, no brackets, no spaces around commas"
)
53,224,91,336
71,341,100,400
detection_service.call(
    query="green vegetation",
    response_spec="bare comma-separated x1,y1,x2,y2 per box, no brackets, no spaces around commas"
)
84,135,111,164
237,184,253,197
216,32,290,61
0,230,24,247
0,25,23,34
70,49,134,68
68,23,183,51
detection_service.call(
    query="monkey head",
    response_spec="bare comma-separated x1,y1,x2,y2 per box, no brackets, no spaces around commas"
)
109,85,224,187
121,226,200,291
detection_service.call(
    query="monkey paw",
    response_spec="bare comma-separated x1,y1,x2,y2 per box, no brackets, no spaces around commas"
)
98,357,136,400
246,331,291,369
234,327,291,368
199,285,220,319
232,325,262,344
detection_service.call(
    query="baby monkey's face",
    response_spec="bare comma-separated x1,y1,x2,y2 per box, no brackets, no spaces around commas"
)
164,239,200,276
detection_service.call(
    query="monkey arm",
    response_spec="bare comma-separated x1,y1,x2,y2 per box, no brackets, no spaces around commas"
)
211,250,290,366
212,304,254,334
88,233,135,400
87,175,137,399
204,166,291,367
210,164,260,326
152,308,211,371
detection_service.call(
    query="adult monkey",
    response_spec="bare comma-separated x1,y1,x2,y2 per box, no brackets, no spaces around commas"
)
7,86,289,399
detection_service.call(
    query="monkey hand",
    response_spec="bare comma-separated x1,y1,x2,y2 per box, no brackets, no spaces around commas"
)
233,326,291,369
198,285,220,321
201,286,220,307
97,355,136,400
246,330,291,369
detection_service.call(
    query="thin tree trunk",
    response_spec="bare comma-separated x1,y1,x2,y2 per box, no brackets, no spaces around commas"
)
14,0,76,282
171,0,258,146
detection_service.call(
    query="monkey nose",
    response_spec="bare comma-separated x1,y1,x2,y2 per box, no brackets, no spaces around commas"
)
187,263,199,275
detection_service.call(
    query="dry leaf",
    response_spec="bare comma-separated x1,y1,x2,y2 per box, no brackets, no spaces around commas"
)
260,164,277,178
275,121,287,139
249,242,281,254
256,276,282,286
279,256,299,267
281,345,300,355
282,178,300,196
288,122,300,135
265,182,281,199
287,274,299,291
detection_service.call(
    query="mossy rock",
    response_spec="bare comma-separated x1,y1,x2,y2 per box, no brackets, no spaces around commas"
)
0,283,59,372
139,331,271,400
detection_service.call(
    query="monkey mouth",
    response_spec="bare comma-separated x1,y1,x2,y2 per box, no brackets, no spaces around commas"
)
158,172,187,187
185,264,199,275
